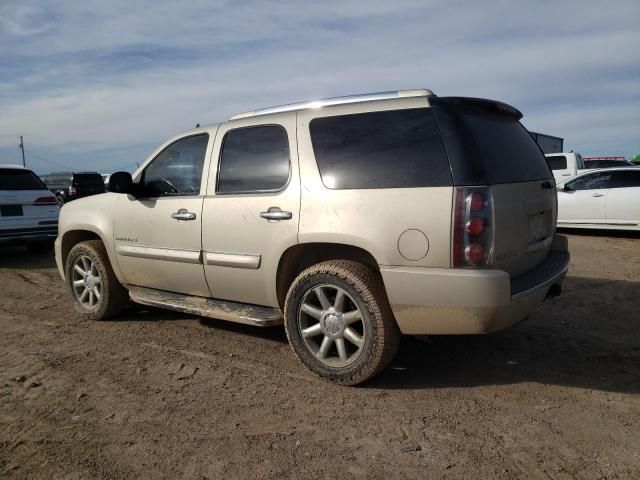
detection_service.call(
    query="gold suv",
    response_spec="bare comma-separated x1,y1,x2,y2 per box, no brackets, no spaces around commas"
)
55,89,570,385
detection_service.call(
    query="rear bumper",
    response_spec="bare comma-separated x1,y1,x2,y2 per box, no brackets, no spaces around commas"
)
0,225,58,243
380,235,570,335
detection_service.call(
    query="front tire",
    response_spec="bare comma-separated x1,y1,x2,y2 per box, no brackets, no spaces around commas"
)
65,240,128,320
284,260,400,386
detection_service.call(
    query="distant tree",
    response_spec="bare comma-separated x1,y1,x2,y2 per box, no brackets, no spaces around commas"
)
632,154,640,165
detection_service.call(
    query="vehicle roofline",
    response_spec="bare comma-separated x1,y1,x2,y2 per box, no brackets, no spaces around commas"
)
0,164,30,170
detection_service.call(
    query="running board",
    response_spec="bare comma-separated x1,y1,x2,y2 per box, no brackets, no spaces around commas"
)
128,286,283,327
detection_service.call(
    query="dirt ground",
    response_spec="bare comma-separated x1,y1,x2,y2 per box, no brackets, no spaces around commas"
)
1,231,639,479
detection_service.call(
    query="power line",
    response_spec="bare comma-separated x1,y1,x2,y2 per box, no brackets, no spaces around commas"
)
25,149,74,171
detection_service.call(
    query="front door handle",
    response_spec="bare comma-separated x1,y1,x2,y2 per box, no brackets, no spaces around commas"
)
260,207,292,221
171,209,197,221
591,193,605,198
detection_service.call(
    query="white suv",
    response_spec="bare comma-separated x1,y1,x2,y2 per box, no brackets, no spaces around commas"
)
55,90,570,385
1,164,59,252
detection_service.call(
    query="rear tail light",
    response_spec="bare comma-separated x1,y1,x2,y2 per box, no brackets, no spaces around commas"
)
452,187,494,267
68,186,77,196
33,196,58,205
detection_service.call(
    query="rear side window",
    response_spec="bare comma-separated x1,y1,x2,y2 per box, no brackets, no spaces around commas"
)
547,155,567,170
217,125,290,194
0,169,47,190
309,109,451,189
609,170,640,188
456,110,551,184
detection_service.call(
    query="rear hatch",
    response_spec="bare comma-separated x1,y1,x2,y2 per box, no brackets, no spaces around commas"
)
432,97,556,277
0,168,58,232
73,173,106,197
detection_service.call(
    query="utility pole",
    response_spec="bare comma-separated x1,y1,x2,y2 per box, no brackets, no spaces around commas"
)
19,136,26,167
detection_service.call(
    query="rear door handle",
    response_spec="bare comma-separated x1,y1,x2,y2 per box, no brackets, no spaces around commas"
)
591,193,605,197
171,209,197,221
260,207,292,221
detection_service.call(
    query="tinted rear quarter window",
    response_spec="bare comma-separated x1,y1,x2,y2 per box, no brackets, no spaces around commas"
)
547,155,567,170
217,125,290,194
309,108,451,189
609,170,640,188
0,169,47,190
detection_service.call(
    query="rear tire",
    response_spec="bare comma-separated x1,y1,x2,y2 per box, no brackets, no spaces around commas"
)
284,260,400,386
65,240,129,320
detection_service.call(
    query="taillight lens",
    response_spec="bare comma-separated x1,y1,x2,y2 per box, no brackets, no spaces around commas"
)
68,186,77,196
452,187,494,267
34,196,58,205
465,218,485,236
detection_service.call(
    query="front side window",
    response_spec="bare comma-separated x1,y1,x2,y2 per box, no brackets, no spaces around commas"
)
142,134,209,197
547,155,567,170
310,108,451,189
567,172,613,191
217,125,290,194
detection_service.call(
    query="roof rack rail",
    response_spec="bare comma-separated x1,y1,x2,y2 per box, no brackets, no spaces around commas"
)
230,89,435,120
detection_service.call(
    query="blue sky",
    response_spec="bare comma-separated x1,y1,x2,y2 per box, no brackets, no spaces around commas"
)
0,0,638,174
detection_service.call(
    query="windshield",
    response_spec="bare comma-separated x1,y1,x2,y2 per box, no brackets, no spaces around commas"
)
0,168,48,190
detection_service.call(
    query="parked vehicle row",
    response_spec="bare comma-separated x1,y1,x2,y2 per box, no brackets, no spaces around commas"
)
54,89,570,385
41,171,106,205
0,164,59,252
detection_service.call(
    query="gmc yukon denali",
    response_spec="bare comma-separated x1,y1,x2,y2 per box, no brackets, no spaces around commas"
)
55,89,570,385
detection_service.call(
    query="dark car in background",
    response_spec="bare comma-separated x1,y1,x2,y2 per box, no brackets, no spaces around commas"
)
583,160,636,169
42,172,106,205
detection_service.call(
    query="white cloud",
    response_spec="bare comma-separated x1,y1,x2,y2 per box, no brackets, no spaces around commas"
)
0,0,638,172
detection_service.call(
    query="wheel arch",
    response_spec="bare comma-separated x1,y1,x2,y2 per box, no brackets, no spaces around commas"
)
60,228,124,284
275,242,380,309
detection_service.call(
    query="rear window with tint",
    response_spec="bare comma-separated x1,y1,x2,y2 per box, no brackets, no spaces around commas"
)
547,155,567,170
309,108,452,189
74,174,105,186
0,169,47,190
456,110,551,184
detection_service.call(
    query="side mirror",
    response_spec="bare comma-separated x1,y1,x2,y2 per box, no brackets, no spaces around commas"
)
108,171,134,194
560,184,573,192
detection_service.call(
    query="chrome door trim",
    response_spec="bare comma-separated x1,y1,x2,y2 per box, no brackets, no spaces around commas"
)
115,244,202,264
204,251,261,269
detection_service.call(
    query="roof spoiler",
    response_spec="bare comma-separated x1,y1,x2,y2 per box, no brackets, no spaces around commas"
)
430,96,523,120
